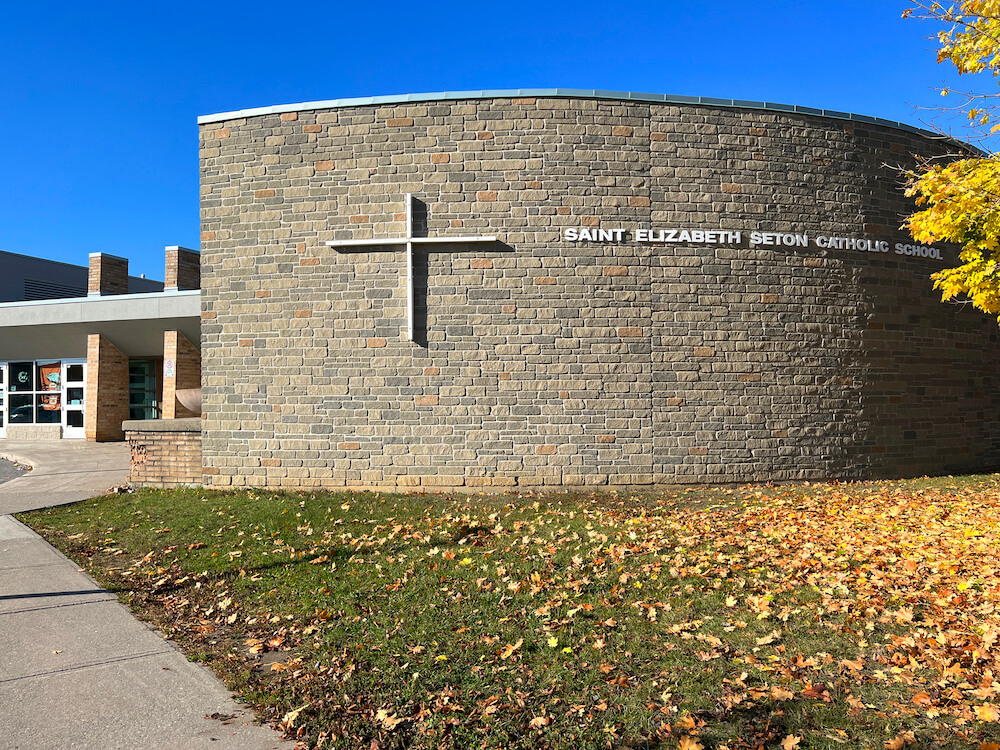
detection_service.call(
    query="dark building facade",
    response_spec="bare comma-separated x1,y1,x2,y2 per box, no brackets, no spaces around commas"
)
0,250,162,302
197,90,1000,488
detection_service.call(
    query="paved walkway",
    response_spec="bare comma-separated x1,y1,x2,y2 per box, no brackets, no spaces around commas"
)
0,441,130,515
0,458,27,485
0,440,293,750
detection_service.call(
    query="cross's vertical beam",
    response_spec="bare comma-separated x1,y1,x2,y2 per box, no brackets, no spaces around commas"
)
405,193,414,341
326,194,497,343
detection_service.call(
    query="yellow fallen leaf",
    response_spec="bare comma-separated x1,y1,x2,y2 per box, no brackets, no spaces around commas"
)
678,736,704,750
781,736,801,750
976,703,1000,722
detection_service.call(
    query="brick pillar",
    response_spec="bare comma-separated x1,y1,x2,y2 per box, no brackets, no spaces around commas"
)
85,334,129,441
162,330,201,419
164,246,201,291
88,253,129,296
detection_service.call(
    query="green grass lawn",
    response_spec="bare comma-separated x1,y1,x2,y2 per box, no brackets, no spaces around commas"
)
20,477,1000,750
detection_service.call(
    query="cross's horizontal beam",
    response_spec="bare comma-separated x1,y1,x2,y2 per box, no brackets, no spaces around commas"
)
326,235,497,248
326,193,500,341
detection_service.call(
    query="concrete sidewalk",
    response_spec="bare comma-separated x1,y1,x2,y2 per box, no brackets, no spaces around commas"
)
0,441,294,750
0,440,131,514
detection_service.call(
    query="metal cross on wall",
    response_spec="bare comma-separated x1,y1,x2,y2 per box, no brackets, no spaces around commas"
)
326,194,497,341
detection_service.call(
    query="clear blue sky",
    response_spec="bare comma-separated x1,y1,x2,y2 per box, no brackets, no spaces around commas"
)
0,1,980,279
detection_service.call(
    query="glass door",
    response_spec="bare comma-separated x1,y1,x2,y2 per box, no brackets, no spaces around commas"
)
62,361,86,439
0,363,6,439
128,360,160,420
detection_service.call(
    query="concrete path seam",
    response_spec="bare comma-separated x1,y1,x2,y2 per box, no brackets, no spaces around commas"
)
1,649,180,684
0,597,119,617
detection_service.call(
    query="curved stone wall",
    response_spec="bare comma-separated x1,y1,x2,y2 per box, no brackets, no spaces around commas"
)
198,94,1000,488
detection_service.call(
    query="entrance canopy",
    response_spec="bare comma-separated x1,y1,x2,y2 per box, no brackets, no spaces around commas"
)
0,291,200,359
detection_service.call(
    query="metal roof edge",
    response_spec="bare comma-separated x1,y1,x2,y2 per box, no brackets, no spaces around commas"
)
197,88,978,150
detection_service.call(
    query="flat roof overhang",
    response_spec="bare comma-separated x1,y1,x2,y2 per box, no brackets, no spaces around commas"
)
0,291,200,360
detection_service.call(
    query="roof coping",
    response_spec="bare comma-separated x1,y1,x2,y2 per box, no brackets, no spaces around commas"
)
196,88,970,148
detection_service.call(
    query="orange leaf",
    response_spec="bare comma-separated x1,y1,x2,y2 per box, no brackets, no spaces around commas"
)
499,638,523,660
676,715,697,731
911,690,933,707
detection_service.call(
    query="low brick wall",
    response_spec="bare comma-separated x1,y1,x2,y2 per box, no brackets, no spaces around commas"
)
123,418,202,488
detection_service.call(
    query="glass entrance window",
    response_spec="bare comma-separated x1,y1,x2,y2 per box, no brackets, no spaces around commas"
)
7,361,61,424
0,359,85,437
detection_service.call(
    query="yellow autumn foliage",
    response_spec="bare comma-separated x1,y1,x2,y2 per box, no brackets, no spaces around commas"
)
904,2,1000,318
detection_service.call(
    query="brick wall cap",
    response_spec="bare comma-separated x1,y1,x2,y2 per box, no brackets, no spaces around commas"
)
165,245,201,255
123,418,202,433
88,252,129,262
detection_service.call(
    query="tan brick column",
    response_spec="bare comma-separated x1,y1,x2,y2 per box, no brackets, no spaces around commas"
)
85,334,129,441
88,253,129,296
164,246,201,291
162,330,201,419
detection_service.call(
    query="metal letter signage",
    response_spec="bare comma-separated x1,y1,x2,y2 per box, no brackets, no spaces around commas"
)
563,226,944,260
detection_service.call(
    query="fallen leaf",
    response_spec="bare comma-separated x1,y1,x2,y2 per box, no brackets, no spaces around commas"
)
803,682,830,701
676,715,697,731
976,703,1000,722
499,639,523,660
280,703,310,728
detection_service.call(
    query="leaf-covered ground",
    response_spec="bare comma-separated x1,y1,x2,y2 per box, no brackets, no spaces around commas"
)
20,476,1000,750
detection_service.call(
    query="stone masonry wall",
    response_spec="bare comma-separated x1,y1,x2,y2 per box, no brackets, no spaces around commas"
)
198,96,1000,488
